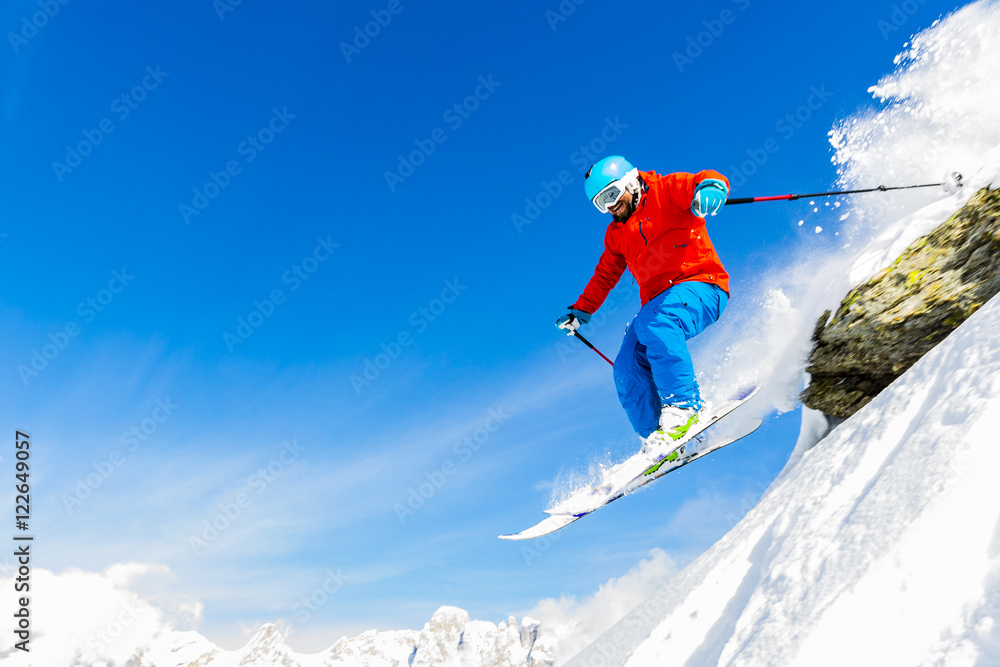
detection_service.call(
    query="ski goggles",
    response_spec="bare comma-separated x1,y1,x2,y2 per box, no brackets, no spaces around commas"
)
591,168,639,213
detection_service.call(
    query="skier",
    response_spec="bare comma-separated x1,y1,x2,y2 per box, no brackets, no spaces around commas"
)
556,155,732,454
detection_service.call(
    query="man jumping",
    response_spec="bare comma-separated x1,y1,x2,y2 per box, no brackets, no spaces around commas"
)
556,155,732,454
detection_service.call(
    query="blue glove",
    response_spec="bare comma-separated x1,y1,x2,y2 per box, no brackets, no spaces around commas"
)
691,179,729,217
556,308,591,335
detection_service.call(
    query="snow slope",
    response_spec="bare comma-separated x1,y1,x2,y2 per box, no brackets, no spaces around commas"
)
567,281,1000,666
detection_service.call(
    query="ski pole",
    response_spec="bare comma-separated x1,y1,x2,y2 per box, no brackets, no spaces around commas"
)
572,330,614,367
725,173,963,206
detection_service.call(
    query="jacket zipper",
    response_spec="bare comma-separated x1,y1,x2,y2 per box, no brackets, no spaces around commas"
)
636,186,649,245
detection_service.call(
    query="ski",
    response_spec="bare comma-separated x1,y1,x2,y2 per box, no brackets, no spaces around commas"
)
499,417,762,540
548,385,760,517
499,387,762,541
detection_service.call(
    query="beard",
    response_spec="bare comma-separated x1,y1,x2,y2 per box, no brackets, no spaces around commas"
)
611,198,637,222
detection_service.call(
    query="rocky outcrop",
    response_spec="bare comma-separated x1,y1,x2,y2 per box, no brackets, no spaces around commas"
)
802,187,1000,419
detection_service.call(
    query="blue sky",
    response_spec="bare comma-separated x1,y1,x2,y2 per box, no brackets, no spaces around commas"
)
0,0,965,651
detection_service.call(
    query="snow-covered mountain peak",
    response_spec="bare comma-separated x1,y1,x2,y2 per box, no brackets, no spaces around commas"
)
234,623,301,666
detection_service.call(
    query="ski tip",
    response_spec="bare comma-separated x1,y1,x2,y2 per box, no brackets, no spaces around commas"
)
499,513,580,540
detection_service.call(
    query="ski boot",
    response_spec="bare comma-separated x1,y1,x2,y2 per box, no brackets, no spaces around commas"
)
639,406,701,459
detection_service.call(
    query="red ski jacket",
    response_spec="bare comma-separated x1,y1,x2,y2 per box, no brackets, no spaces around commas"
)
572,170,731,314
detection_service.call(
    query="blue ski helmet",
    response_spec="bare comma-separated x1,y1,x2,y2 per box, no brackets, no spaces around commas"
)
585,155,635,202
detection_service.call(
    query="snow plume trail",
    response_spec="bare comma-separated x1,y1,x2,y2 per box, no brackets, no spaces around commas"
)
831,0,1000,235
698,0,1000,424
547,450,621,510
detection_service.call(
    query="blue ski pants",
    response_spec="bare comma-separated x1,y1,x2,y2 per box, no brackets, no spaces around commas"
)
613,281,728,438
